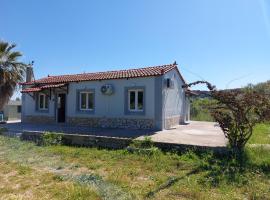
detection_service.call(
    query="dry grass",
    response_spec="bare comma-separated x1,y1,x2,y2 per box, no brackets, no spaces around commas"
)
0,160,101,200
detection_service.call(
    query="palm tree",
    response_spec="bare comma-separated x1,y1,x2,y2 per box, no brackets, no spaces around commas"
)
0,41,27,110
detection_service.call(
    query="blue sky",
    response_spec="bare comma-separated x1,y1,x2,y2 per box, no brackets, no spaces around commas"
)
1,0,270,98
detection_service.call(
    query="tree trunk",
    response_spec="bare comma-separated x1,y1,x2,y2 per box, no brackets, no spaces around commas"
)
0,84,14,111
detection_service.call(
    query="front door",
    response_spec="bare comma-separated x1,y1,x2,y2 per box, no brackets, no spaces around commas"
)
57,94,66,123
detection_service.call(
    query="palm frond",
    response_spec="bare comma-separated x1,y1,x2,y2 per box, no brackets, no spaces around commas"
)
0,41,9,53
6,43,17,52
0,40,27,110
8,51,23,61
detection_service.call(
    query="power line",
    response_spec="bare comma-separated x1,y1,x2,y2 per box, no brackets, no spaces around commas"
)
180,65,206,81
225,73,252,89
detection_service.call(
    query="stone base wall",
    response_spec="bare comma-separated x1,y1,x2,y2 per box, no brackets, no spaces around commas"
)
22,115,155,129
165,115,182,129
20,131,228,154
67,117,155,129
22,116,55,124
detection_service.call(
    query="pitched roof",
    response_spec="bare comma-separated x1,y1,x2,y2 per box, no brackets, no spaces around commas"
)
21,63,186,85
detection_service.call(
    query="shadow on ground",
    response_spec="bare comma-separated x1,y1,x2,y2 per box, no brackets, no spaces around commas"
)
145,149,270,198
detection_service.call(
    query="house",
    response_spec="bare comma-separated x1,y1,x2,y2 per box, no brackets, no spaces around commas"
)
20,63,191,130
0,100,22,121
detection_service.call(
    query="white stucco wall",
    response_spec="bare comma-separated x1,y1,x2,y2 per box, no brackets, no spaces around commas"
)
22,92,55,117
67,77,155,119
162,69,186,121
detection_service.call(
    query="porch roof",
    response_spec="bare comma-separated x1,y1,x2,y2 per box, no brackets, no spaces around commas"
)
21,83,67,93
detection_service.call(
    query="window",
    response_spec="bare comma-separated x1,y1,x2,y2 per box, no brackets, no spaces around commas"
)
80,92,94,110
39,94,48,110
17,105,21,113
128,89,144,111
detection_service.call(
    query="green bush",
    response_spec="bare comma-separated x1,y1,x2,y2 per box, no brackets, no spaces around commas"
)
128,136,161,156
186,81,270,152
0,127,8,135
130,136,153,148
42,132,63,146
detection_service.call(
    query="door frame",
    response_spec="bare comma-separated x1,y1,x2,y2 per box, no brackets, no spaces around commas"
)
55,92,67,123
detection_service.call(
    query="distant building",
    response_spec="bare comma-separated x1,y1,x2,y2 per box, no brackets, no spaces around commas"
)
0,100,22,121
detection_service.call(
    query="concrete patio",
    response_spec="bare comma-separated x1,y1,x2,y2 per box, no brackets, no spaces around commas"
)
1,121,227,147
138,121,227,147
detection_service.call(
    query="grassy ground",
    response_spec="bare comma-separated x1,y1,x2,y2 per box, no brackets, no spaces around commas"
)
0,131,269,200
249,123,270,144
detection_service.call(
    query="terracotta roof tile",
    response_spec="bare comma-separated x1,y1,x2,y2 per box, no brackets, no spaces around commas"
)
21,87,42,93
21,63,185,85
21,83,67,93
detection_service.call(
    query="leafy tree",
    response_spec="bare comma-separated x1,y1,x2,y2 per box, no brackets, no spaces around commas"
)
0,41,27,110
184,81,270,152
246,80,270,94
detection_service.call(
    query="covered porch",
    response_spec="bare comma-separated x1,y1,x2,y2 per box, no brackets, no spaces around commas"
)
22,83,69,123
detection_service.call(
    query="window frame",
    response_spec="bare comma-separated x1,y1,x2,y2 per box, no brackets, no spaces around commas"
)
124,86,145,116
79,91,94,111
38,93,48,110
76,89,95,114
128,89,144,112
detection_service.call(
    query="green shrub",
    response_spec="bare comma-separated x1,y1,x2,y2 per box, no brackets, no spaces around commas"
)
0,127,8,135
42,132,63,146
186,81,270,152
130,136,154,148
128,136,161,156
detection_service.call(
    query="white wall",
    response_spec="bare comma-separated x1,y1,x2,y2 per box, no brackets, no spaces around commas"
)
22,92,55,117
67,77,155,119
162,69,186,120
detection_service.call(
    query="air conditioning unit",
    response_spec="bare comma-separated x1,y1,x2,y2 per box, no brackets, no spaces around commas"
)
101,84,114,95
166,78,174,89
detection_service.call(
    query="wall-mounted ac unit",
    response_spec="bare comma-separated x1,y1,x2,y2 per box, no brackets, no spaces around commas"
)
101,84,114,95
166,78,174,89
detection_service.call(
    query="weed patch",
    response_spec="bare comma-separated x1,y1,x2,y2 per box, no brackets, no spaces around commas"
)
0,127,8,134
130,136,154,148
42,132,63,146
128,136,161,156
61,173,134,200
